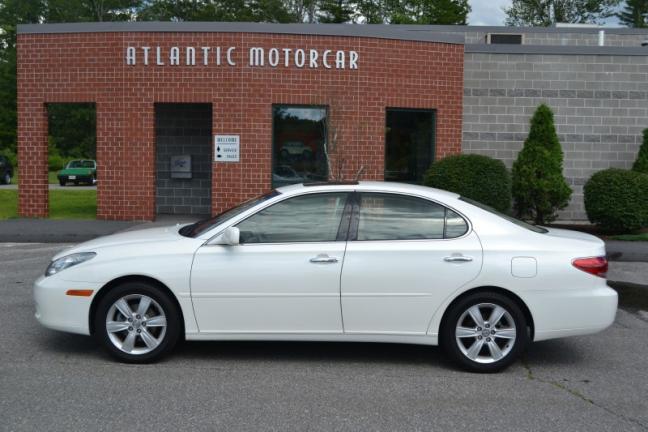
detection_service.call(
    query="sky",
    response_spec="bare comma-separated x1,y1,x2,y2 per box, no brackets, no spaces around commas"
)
467,0,623,26
468,0,511,26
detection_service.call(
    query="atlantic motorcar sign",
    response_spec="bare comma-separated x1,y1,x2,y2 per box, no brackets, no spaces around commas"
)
125,46,359,69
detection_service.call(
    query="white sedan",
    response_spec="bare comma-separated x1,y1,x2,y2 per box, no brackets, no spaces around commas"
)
34,182,617,372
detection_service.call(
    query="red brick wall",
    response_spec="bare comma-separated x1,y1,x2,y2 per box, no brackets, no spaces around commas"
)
17,31,464,220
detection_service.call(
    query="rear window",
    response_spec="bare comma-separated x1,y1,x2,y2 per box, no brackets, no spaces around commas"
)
460,197,548,234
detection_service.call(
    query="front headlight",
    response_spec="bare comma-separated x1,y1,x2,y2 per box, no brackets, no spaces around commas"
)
45,252,96,277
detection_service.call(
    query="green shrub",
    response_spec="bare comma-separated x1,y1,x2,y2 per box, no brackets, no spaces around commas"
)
584,168,648,232
632,128,648,174
512,104,572,224
48,154,66,171
424,154,511,212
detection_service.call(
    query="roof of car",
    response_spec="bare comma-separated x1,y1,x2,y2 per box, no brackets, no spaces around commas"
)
276,181,460,200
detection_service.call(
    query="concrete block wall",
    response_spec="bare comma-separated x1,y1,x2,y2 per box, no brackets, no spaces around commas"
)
155,104,212,216
463,52,648,220
462,31,648,47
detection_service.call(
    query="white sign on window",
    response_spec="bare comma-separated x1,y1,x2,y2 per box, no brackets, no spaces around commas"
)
214,135,240,162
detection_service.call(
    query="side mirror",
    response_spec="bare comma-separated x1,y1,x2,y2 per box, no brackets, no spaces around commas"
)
211,226,240,246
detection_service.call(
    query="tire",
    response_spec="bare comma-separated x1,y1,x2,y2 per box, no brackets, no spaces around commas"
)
94,282,181,363
59,179,65,186
440,292,529,373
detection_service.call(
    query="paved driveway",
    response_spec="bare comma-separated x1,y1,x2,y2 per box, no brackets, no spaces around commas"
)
1,243,647,431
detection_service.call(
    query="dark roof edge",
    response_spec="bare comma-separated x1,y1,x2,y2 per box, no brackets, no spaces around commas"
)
466,43,648,56
16,22,464,44
400,24,648,35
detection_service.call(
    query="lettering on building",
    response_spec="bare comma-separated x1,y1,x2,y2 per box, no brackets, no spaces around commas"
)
126,46,359,69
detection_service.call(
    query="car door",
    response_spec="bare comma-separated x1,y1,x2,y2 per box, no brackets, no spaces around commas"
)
340,192,483,335
191,191,351,334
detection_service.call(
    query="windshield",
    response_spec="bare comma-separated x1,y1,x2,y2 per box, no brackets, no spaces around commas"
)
67,160,94,169
459,197,548,234
179,190,281,238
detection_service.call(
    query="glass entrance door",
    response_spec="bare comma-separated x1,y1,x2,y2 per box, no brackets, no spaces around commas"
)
385,109,436,184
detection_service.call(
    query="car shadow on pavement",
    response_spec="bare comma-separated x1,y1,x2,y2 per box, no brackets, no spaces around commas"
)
37,330,583,370
37,330,105,360
175,340,452,367
524,339,585,366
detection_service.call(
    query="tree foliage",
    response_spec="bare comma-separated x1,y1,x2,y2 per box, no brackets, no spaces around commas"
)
632,128,648,174
617,0,648,28
505,0,621,26
357,0,470,24
137,0,297,23
511,104,572,224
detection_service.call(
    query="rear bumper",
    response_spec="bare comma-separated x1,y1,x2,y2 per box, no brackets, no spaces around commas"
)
527,284,618,341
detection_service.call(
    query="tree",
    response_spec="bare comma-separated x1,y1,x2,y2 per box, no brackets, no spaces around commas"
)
505,0,621,26
137,0,297,22
317,0,355,23
357,0,470,24
617,0,648,27
632,128,648,173
0,0,46,157
512,104,572,224
47,0,140,22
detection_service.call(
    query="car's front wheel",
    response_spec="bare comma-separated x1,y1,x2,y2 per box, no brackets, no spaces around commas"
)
94,282,181,363
441,292,529,373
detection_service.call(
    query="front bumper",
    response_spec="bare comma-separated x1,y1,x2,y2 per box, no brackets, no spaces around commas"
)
33,275,101,335
58,174,93,183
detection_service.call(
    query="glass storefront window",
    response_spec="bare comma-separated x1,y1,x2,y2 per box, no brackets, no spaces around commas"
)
272,105,328,188
385,108,436,184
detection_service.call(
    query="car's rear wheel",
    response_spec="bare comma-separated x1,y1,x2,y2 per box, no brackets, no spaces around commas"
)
94,282,180,363
441,292,528,373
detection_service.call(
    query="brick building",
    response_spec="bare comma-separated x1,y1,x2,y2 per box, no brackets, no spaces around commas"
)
16,23,648,221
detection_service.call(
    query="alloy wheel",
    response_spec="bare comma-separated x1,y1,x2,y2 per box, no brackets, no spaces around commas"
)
455,302,517,364
105,294,167,355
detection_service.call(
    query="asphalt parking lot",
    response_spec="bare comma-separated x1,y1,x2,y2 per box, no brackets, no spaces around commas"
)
1,243,647,432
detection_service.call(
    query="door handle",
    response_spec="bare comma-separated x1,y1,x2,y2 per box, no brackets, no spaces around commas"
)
444,255,473,263
310,254,339,264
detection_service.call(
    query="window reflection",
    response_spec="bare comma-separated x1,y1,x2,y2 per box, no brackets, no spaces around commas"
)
358,194,445,241
273,106,328,188
385,109,435,184
237,193,348,244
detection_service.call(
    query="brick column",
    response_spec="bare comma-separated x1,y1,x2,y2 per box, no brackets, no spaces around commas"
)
17,101,48,218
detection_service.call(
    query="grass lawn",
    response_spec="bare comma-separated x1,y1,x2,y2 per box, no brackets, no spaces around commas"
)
11,170,59,185
609,233,648,241
0,189,96,219
0,190,18,219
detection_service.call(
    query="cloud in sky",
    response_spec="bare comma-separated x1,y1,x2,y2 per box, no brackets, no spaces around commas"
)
468,0,511,26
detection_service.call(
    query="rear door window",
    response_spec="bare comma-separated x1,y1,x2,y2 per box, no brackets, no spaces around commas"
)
355,193,468,241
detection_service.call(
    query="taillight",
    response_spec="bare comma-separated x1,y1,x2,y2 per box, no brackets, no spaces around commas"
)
572,256,608,278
